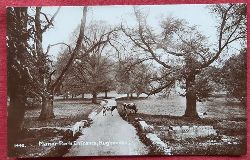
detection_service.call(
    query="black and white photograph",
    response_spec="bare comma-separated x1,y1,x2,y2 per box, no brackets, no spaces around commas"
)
7,4,247,158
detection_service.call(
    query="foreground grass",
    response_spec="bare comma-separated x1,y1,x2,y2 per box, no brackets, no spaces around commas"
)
12,99,101,158
24,99,100,128
117,97,246,155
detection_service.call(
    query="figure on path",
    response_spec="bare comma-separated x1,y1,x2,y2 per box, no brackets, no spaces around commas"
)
101,98,117,116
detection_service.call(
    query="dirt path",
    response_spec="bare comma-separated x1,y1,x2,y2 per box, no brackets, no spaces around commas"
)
65,108,148,156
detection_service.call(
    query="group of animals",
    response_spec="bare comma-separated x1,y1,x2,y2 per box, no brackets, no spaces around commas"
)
72,99,207,135
100,99,138,116
99,98,207,117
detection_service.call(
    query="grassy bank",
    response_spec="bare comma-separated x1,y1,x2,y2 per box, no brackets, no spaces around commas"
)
117,96,246,155
11,99,101,158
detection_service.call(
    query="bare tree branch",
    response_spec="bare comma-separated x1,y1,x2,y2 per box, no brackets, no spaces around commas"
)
45,42,72,55
50,7,87,92
42,7,61,33
143,80,175,96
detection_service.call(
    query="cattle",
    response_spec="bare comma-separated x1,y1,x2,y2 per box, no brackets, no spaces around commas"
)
123,102,138,113
101,99,117,116
103,106,117,116
198,112,207,118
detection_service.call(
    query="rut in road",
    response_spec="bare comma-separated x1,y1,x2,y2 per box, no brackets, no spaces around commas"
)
65,108,149,156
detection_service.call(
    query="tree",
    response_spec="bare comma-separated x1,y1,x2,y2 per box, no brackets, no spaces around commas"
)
72,52,114,103
8,6,111,122
7,7,32,151
122,4,246,118
221,49,246,103
130,63,152,97
34,7,114,119
32,7,91,120
115,57,152,98
57,21,117,103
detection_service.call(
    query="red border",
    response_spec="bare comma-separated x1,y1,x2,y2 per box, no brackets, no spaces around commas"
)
0,0,248,160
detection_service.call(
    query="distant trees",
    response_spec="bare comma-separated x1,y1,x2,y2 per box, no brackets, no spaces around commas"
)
221,49,246,103
73,53,114,103
57,21,117,103
130,63,152,97
122,4,246,118
115,57,152,98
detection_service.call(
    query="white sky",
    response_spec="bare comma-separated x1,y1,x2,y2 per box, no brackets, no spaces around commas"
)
41,5,220,59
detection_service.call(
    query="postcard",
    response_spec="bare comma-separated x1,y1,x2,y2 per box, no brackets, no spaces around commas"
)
6,4,246,158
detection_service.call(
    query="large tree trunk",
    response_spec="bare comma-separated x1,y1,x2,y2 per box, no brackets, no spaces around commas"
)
92,91,97,104
130,93,133,98
104,90,108,98
36,7,88,121
35,7,55,121
7,7,29,155
183,74,199,118
38,96,55,120
137,93,140,98
8,88,26,153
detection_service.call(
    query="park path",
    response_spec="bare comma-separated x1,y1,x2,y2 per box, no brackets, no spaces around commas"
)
65,103,148,156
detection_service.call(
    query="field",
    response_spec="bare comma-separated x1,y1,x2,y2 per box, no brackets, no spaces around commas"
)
10,94,246,157
117,95,246,155
24,99,101,128
13,99,101,158
132,96,246,119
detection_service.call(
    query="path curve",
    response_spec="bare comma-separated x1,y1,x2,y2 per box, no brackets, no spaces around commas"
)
65,107,148,156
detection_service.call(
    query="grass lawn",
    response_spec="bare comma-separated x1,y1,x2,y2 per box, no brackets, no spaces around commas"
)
117,96,246,155
12,99,101,158
24,99,100,128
